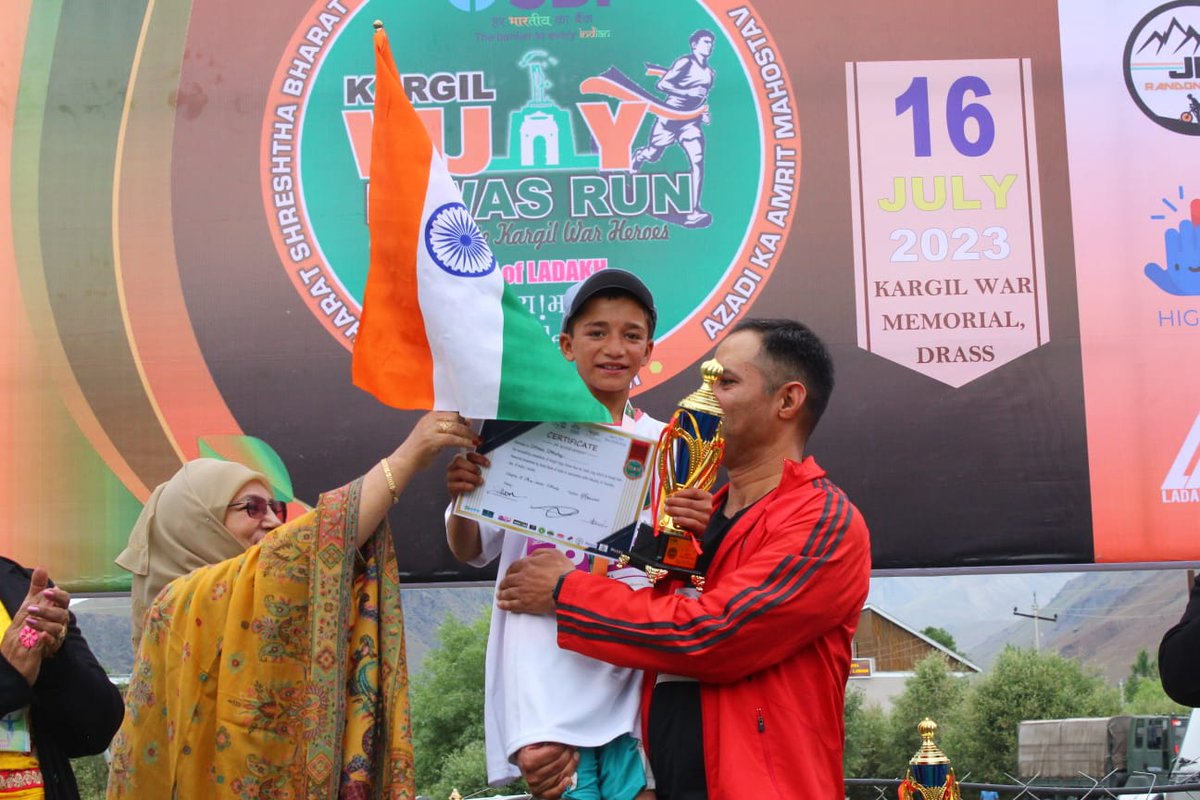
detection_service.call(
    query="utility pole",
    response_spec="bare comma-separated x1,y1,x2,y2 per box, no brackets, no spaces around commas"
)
1013,593,1058,652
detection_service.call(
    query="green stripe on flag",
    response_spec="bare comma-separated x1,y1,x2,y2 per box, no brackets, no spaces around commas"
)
496,287,609,423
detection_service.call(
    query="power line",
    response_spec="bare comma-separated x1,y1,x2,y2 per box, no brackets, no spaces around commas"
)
1013,593,1057,651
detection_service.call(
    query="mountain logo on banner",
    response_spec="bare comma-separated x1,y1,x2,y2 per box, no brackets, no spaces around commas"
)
1124,1,1200,136
258,0,799,395
1162,409,1200,504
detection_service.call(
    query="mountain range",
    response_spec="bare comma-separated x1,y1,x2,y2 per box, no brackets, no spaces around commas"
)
70,568,1194,684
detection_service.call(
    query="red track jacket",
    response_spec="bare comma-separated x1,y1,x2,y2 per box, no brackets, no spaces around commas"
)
554,457,871,798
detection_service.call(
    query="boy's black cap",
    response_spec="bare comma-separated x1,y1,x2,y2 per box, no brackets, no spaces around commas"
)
560,269,657,335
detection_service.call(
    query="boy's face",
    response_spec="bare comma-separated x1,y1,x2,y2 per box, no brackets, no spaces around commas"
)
560,295,654,398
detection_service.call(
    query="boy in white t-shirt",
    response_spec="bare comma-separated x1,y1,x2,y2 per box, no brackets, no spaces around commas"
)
446,270,710,800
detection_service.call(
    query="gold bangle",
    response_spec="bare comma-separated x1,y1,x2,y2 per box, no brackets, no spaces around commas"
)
379,458,399,504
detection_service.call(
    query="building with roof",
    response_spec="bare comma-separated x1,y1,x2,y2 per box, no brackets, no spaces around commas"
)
850,604,981,710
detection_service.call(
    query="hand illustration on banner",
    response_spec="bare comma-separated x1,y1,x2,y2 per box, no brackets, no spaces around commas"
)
1144,216,1200,297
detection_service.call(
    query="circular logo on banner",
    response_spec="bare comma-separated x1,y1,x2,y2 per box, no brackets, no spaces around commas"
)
261,0,799,393
1124,1,1200,136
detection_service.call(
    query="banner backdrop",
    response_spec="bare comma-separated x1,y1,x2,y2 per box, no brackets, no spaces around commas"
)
0,0,1195,590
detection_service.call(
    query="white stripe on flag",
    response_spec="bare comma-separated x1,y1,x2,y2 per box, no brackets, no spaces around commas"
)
416,151,504,417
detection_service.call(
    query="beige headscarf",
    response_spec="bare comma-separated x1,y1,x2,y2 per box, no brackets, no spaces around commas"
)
116,458,270,647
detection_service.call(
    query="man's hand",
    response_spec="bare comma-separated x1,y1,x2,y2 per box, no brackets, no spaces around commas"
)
497,550,575,615
446,451,489,498
663,487,714,535
0,567,70,684
516,742,579,800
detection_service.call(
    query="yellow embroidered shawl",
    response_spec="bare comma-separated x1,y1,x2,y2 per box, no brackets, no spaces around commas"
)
107,479,415,799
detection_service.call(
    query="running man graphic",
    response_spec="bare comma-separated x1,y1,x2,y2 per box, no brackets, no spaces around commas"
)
631,29,716,228
580,29,718,228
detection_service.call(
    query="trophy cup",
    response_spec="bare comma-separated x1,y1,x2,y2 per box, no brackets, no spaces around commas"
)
601,359,724,588
898,719,961,800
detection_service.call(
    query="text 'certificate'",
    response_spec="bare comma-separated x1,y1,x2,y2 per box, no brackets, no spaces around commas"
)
453,422,657,553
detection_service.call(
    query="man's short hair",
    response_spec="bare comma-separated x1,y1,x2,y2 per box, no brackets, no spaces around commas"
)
690,29,715,47
732,319,835,433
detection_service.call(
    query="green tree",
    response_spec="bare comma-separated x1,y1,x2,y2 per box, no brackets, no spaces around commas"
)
920,626,959,654
1125,676,1188,715
844,687,893,800
1124,648,1157,704
955,646,1121,783
887,654,970,777
410,608,522,799
70,755,109,800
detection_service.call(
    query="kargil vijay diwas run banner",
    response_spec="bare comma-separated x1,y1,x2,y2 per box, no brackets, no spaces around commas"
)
0,0,1195,590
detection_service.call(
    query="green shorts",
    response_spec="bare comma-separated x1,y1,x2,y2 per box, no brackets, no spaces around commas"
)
563,733,649,800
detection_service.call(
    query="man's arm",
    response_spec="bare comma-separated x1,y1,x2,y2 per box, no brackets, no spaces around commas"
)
553,492,869,683
1159,577,1200,705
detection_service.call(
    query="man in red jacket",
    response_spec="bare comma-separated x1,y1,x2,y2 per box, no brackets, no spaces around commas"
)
498,318,872,800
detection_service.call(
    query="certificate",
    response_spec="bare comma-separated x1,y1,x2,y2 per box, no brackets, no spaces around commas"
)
452,422,657,553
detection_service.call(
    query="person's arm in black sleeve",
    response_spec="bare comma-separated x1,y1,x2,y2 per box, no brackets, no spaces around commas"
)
0,648,35,718
1159,577,1200,706
31,610,124,757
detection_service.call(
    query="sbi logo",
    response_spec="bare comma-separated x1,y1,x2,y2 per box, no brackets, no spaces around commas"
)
448,0,610,10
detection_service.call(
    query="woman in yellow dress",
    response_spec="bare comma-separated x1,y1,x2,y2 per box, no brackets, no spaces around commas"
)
108,411,475,799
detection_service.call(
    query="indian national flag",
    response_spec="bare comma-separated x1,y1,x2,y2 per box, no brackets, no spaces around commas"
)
352,25,607,423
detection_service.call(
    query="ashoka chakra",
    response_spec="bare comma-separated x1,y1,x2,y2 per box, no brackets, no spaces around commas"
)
424,202,497,277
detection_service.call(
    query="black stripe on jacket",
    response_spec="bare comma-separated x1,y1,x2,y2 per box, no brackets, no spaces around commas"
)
556,484,854,654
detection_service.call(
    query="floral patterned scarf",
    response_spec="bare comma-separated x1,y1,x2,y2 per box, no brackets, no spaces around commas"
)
107,479,415,799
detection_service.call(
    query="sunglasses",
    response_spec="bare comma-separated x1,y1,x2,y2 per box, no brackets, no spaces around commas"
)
227,495,288,522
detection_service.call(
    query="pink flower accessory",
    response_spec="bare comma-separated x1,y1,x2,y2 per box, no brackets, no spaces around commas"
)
18,625,38,650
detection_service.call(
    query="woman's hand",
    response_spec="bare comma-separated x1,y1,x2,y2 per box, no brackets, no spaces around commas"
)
393,412,478,474
357,412,479,547
0,567,70,684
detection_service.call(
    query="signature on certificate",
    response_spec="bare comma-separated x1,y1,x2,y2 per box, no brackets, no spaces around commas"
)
531,504,580,518
488,487,526,500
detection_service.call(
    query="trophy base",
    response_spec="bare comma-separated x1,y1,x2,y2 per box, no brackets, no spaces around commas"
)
596,523,706,590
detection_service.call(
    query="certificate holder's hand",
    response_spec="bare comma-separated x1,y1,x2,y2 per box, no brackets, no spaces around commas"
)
446,451,490,498
496,549,575,615
663,487,714,535
517,742,579,800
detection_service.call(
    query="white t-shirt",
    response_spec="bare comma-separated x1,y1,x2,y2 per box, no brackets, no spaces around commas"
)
459,410,663,786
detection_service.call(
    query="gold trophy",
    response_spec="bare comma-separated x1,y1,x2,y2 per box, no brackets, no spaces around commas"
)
898,719,961,800
641,359,725,588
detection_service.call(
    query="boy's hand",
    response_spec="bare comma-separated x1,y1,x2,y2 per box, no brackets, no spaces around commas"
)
517,742,578,799
663,487,714,534
446,451,489,498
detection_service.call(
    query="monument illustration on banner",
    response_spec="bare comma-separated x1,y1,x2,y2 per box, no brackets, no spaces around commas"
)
490,50,599,172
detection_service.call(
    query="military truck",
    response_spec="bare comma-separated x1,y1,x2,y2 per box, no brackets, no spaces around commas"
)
1018,715,1190,797
1138,709,1200,800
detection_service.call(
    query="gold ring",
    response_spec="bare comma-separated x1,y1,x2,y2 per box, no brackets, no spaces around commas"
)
437,420,454,434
